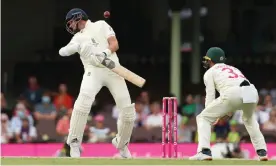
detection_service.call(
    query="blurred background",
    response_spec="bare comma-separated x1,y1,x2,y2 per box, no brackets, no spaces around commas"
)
1,0,276,159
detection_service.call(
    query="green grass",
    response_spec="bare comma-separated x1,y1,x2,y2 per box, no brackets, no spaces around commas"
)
1,157,276,165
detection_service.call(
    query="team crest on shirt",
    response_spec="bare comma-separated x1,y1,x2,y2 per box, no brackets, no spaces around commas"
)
91,38,99,47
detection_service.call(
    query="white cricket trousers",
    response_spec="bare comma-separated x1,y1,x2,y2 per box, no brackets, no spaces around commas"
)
80,66,131,108
67,66,132,144
196,85,267,152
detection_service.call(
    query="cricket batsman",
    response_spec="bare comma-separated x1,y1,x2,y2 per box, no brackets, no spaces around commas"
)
59,8,135,158
189,47,268,161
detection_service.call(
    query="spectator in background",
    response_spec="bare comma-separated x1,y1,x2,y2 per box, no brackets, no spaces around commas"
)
56,108,72,140
255,105,270,125
10,102,34,132
34,92,57,120
195,125,216,143
211,126,217,143
16,96,34,113
1,92,12,119
89,114,111,143
134,100,147,127
263,94,273,112
178,116,192,142
54,83,73,112
1,113,13,143
232,110,244,124
227,120,240,143
181,94,196,117
22,76,43,105
139,91,151,115
112,92,151,120
259,88,269,97
262,108,276,131
14,118,37,143
82,125,90,143
194,95,204,116
145,101,162,130
214,119,230,139
270,88,276,105
112,105,119,120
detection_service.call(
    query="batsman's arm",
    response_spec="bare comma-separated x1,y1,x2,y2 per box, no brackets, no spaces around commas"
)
102,21,119,56
59,42,80,56
204,71,216,107
107,36,119,53
95,54,145,87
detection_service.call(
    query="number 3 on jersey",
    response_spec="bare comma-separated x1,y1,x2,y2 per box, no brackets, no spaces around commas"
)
222,67,245,78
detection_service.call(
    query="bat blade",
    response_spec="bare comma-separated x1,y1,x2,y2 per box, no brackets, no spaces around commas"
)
101,57,146,88
112,65,146,88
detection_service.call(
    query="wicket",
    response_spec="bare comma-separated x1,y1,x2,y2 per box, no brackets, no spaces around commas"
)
162,97,178,158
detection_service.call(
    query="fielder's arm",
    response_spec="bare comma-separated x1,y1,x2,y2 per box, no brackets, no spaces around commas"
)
203,71,216,107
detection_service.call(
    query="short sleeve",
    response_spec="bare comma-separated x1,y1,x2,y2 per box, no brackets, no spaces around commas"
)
102,21,115,38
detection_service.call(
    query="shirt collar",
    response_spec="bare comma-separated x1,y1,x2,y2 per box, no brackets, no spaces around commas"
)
80,20,92,33
84,20,92,29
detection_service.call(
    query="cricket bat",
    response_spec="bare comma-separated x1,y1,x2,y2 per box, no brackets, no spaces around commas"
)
100,56,146,88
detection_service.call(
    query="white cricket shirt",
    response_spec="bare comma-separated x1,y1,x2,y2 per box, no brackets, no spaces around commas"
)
59,20,119,69
203,63,248,107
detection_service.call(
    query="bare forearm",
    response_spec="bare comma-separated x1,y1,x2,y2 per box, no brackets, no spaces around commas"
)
106,36,119,54
108,42,119,53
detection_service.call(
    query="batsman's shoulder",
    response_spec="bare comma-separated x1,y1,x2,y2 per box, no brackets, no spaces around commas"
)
72,31,86,42
95,20,108,26
72,32,82,40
